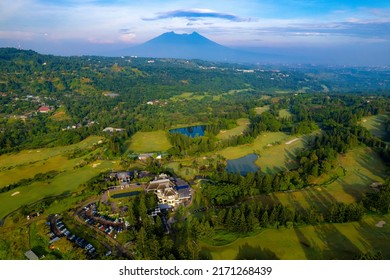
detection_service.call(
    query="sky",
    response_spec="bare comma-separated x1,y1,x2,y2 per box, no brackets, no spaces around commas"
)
0,0,389,65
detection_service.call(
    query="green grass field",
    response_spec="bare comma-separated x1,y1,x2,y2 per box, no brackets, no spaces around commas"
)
170,92,204,101
50,107,71,121
128,130,172,153
0,136,122,220
165,161,198,180
254,105,270,115
0,136,103,189
0,160,117,220
360,114,389,140
218,132,291,160
216,118,249,140
218,131,319,173
201,214,390,259
279,109,293,119
259,146,389,211
0,136,102,169
199,145,389,259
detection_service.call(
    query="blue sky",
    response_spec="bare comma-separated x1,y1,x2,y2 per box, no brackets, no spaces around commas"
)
0,0,389,64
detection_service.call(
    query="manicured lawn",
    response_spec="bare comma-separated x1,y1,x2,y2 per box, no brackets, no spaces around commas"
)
218,131,319,173
0,155,75,189
255,136,307,173
201,214,390,260
216,118,249,140
0,160,117,220
218,132,291,160
0,136,104,190
165,161,197,180
256,146,389,213
360,114,389,140
0,136,103,170
128,130,172,153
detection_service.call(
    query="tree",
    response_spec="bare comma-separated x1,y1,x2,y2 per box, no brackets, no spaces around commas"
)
127,201,137,227
260,210,269,228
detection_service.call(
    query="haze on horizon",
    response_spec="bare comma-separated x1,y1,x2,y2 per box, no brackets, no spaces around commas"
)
1,0,389,65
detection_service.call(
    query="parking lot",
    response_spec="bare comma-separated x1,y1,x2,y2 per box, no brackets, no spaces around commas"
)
48,215,98,257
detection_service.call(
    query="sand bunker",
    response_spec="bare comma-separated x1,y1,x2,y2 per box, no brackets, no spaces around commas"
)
286,138,300,145
11,191,20,196
376,221,386,228
92,163,101,168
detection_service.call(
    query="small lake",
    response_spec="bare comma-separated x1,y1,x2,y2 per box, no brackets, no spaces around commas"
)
226,154,259,175
169,125,206,138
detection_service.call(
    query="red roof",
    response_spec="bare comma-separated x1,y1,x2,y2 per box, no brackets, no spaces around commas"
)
39,106,51,112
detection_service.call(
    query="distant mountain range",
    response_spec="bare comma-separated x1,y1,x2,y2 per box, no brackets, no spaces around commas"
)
119,31,279,63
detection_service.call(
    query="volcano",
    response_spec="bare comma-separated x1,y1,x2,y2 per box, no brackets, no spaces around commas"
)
121,31,264,62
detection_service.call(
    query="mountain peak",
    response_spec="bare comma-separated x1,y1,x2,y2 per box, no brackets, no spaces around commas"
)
121,31,264,63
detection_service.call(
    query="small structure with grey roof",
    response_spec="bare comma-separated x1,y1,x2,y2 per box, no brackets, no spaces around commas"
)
24,250,39,260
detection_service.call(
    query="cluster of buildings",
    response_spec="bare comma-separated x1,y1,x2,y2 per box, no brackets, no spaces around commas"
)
108,172,192,210
146,174,192,209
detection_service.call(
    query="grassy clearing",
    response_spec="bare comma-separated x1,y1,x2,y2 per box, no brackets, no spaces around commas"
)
360,114,389,140
128,130,172,153
260,95,272,100
279,109,293,119
50,107,71,121
254,105,270,115
201,214,390,260
165,161,197,181
217,118,249,140
170,92,204,101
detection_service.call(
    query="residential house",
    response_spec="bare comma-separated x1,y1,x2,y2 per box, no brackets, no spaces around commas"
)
116,171,134,185
38,106,51,113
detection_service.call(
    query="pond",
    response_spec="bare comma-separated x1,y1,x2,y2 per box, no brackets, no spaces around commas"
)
111,191,140,199
226,154,259,175
169,125,206,138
